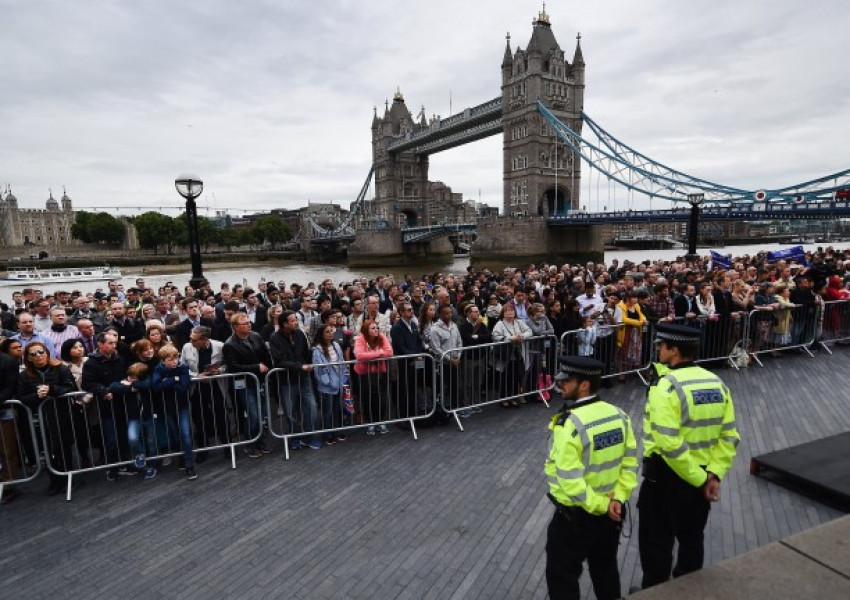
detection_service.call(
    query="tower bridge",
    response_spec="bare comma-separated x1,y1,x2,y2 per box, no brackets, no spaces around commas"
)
305,7,850,265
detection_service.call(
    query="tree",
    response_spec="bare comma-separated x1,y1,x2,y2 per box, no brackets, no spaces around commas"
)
250,217,291,250
71,211,94,243
71,211,124,244
133,212,177,255
173,213,219,251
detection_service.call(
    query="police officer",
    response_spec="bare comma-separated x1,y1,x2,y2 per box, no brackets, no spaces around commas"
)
545,356,638,600
637,323,740,589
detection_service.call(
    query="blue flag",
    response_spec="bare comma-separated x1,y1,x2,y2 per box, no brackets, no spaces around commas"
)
710,250,732,270
767,245,806,264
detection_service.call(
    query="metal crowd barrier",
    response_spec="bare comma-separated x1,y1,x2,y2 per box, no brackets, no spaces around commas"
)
35,373,261,501
1,400,41,504
819,299,850,353
265,353,437,460
745,304,821,367
560,324,652,385
669,313,749,370
438,334,557,431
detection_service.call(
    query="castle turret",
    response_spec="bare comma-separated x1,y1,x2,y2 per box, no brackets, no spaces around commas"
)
46,189,59,211
61,187,73,212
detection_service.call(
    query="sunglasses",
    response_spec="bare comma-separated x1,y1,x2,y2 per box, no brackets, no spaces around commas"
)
28,349,47,357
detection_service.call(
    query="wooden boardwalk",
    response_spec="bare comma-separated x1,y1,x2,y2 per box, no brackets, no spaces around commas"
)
1,348,848,599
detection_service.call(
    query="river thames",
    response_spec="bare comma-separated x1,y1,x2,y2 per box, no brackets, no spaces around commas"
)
110,242,837,291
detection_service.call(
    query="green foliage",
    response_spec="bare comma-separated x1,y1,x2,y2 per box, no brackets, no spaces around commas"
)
250,217,291,249
133,212,177,255
71,211,124,244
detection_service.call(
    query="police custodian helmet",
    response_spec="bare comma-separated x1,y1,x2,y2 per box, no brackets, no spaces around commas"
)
554,356,605,382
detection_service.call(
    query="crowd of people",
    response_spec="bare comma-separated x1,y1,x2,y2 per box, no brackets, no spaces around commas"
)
1,245,849,503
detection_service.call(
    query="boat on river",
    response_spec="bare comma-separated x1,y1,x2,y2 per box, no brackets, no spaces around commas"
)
0,265,123,285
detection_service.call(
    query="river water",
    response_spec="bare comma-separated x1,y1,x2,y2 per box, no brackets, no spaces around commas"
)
122,242,839,291
1,242,841,295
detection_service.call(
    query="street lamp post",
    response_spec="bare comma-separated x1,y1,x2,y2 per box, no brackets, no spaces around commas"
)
686,192,705,261
175,174,206,289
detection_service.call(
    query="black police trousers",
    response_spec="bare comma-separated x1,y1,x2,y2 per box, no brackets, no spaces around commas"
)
637,468,710,589
545,505,621,600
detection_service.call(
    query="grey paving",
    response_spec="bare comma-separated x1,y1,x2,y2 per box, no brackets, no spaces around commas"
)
1,348,849,599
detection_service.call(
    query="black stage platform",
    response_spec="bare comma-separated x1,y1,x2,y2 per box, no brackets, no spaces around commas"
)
752,431,850,512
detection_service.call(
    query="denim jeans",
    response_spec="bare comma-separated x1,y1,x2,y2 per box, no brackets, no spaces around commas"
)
279,371,318,441
101,416,120,466
317,392,340,439
233,380,261,446
166,408,194,468
127,417,157,460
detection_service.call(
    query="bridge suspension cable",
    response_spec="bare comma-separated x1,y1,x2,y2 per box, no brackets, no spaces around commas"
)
306,165,374,238
537,101,850,205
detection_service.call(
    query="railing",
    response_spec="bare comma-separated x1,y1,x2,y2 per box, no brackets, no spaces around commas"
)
560,324,652,385
670,312,750,369
0,400,41,503
264,353,437,459
745,303,821,367
32,373,261,501
438,334,558,431
818,300,850,353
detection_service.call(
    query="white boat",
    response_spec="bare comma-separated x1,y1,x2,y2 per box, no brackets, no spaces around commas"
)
1,265,123,285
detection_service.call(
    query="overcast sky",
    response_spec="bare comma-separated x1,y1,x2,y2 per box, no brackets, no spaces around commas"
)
1,1,849,216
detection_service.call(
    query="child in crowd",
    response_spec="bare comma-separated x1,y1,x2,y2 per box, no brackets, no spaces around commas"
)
576,316,598,356
122,362,157,480
152,345,197,480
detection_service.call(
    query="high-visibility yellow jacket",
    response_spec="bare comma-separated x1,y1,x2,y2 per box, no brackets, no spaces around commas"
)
643,363,740,486
545,397,638,515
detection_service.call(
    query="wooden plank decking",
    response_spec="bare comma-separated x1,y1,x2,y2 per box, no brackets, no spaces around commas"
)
1,348,848,599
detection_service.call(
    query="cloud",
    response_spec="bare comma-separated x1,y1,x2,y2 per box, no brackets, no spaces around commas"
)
1,0,849,217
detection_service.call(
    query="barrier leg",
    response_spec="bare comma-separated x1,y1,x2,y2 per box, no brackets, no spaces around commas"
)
409,419,418,441
820,340,833,355
229,445,236,469
751,353,764,367
452,411,465,432
65,473,73,502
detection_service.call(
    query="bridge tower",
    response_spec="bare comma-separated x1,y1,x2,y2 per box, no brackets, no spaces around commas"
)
501,7,584,217
349,90,454,265
370,90,431,228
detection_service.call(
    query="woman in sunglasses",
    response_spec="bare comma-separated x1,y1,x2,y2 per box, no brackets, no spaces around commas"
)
17,341,80,495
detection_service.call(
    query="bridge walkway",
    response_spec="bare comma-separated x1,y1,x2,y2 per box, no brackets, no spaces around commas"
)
0,349,847,599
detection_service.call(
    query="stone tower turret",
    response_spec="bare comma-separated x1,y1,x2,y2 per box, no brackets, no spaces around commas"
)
1,186,24,245
370,88,431,228
501,6,583,217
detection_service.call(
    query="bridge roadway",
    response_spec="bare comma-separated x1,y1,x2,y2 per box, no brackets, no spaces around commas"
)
1,349,847,599
548,199,850,225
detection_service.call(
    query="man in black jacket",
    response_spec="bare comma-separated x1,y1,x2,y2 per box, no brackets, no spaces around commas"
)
390,301,425,419
269,311,320,450
243,289,268,333
790,274,818,346
222,313,272,457
173,298,215,350
459,304,493,411
82,331,134,480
